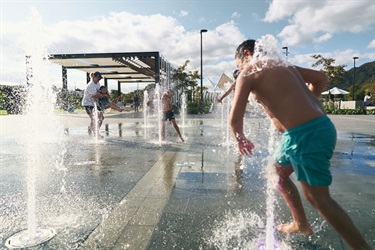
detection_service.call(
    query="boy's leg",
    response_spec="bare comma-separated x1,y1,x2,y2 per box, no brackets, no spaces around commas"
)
276,164,313,235
300,182,371,249
95,112,104,138
109,103,124,112
85,107,95,135
161,121,166,140
88,114,95,135
171,119,184,142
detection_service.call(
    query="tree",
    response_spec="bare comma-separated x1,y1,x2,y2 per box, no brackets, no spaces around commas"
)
311,54,347,87
358,76,375,101
171,60,200,92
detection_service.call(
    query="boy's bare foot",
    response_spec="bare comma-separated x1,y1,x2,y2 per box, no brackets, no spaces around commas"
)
277,223,313,236
94,132,104,139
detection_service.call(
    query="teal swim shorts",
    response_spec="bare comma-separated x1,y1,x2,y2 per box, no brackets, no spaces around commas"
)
274,116,337,186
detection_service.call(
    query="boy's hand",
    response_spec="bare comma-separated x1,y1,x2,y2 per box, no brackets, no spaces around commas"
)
237,138,254,155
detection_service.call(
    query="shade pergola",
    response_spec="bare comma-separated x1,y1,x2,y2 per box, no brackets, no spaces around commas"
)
48,51,173,93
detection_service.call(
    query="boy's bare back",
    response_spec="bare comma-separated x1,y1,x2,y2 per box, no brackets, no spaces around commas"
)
232,62,327,132
162,92,174,112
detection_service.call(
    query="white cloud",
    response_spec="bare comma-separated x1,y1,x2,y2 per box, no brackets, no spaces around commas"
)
179,10,188,17
264,0,309,22
291,49,375,70
1,9,245,90
264,0,375,46
198,17,206,23
368,39,375,49
231,12,241,19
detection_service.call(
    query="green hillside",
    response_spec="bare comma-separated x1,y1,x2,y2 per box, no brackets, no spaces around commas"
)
340,61,375,89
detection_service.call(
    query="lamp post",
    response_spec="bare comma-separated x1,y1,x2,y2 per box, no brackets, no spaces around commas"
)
282,46,289,61
352,56,359,101
200,29,207,112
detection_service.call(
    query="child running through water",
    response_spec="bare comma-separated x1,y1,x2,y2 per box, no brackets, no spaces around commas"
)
161,89,184,142
230,38,371,250
98,86,125,112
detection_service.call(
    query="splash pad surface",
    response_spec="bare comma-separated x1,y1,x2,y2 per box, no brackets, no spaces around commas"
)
1,113,374,249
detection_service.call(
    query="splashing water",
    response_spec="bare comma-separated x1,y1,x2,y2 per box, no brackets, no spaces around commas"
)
155,84,162,145
92,103,101,141
181,92,187,128
243,34,290,77
225,96,232,152
5,7,61,248
143,90,149,127
263,123,280,249
249,34,285,249
207,34,291,249
181,91,187,138
207,210,265,249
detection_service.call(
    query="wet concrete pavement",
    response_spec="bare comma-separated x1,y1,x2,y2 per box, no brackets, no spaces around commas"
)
0,111,374,249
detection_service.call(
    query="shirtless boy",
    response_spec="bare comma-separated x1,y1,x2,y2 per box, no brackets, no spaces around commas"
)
161,90,184,142
230,39,370,249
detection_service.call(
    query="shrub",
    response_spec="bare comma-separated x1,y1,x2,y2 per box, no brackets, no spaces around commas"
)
0,85,27,114
323,106,373,115
186,101,213,114
187,101,199,114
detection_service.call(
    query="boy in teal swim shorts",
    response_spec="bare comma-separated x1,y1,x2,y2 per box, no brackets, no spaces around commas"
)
275,116,336,187
230,39,370,249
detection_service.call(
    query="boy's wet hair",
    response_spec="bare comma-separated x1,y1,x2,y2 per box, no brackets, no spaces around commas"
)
233,69,240,80
99,86,106,90
235,39,255,59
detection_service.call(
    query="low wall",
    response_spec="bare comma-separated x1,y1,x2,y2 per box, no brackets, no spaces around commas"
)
340,101,364,109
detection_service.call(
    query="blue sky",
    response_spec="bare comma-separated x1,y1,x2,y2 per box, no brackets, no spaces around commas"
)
1,0,374,92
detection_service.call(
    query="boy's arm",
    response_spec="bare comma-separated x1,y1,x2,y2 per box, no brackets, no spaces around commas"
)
90,88,102,99
217,81,236,103
229,73,254,155
92,92,104,99
295,66,328,97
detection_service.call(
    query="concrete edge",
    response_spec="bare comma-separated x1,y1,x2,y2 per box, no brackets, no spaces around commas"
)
79,142,191,249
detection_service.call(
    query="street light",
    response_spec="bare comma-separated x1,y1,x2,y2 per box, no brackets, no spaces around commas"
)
282,46,289,61
200,29,207,111
352,56,359,100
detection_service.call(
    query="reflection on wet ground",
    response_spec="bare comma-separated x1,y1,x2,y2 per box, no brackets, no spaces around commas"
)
332,131,375,176
0,115,374,249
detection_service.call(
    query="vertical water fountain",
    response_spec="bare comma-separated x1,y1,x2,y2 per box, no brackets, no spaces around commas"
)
5,7,58,248
207,35,288,249
221,97,225,129
259,123,280,250
180,91,187,138
92,103,101,141
247,35,285,249
181,92,187,128
225,95,231,152
155,84,163,145
143,90,149,127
